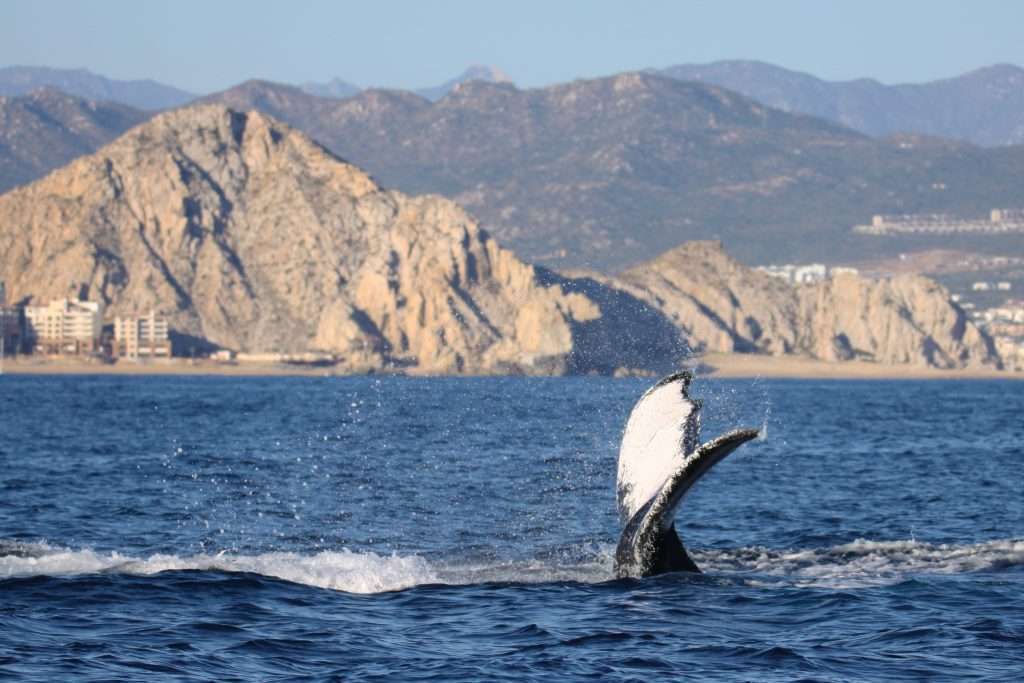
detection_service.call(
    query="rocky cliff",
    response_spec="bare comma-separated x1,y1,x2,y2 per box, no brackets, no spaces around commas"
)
0,106,1001,373
0,105,664,374
620,241,999,369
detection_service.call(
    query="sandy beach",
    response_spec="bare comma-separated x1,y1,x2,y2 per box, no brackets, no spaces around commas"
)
0,357,333,377
2,353,1021,380
698,352,1023,380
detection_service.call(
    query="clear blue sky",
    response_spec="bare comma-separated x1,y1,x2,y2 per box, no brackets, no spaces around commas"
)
2,0,1021,93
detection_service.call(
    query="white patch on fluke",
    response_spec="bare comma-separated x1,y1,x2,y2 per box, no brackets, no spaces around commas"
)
617,376,700,522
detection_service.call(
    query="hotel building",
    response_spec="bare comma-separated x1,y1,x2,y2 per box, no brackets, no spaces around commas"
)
113,311,171,358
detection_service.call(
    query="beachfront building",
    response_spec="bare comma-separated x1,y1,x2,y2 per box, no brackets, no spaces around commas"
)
113,311,171,359
0,305,22,355
855,208,1024,235
25,298,104,355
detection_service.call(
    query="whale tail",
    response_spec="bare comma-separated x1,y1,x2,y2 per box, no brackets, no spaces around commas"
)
614,371,759,578
614,429,760,578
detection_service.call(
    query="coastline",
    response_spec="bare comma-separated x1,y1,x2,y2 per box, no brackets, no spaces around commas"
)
1,353,1021,380
698,352,1022,380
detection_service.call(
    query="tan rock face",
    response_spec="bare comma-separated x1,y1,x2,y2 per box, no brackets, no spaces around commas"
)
621,241,1000,369
0,106,1002,374
0,105,609,373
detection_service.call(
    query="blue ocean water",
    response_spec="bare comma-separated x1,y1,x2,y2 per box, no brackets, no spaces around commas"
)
1,374,1022,681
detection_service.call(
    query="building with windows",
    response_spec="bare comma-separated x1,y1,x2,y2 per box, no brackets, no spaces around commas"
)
24,298,103,355
113,311,171,358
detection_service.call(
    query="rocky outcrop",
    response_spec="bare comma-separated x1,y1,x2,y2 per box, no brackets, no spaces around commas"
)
0,105,663,374
0,106,1002,374
621,241,1000,369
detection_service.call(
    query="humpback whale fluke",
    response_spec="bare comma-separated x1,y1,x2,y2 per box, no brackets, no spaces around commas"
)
614,371,759,579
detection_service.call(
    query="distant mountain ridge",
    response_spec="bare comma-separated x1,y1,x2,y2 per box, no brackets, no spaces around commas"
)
0,88,149,192
201,72,1024,270
4,65,1024,271
6,60,1024,146
659,60,1024,146
298,64,513,101
0,66,196,110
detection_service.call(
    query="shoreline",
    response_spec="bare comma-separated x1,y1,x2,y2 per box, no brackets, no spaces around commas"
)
1,353,1021,380
697,352,1022,380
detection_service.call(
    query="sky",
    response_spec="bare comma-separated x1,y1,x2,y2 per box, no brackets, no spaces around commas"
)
2,1,1022,94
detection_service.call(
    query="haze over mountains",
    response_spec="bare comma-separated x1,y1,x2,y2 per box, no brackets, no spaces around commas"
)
660,61,1024,147
0,66,196,110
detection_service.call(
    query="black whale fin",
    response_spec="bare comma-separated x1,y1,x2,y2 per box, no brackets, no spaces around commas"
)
615,428,760,578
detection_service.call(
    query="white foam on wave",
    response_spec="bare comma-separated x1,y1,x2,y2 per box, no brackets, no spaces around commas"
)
0,541,438,594
2,538,1021,593
696,538,1024,588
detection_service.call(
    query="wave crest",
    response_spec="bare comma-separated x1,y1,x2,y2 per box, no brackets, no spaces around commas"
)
3,538,1022,593
696,538,1024,587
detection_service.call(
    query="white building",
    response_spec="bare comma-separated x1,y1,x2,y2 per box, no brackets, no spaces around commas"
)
793,264,827,284
25,298,104,354
114,311,171,358
756,263,832,284
830,266,860,277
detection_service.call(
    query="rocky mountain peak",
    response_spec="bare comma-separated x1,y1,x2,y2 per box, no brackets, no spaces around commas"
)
0,104,635,373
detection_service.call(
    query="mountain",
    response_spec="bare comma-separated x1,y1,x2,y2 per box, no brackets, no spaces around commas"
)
0,66,196,110
298,65,513,102
414,65,513,101
660,60,1024,147
0,104,675,374
203,72,1024,271
298,77,361,100
619,241,998,368
0,104,998,372
0,89,149,192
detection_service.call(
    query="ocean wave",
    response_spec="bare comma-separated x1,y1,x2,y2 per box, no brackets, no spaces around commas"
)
695,538,1024,588
2,538,1022,593
0,540,438,593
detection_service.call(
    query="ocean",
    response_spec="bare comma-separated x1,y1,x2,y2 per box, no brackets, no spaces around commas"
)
1,374,1022,681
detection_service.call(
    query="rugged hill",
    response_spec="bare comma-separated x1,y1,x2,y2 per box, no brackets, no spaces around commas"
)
0,104,680,374
204,73,1024,271
0,66,196,110
6,72,1024,271
619,241,999,369
660,61,1024,147
0,105,997,372
0,89,150,192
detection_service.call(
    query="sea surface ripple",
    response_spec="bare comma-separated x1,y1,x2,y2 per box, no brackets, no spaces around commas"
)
1,375,1022,680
